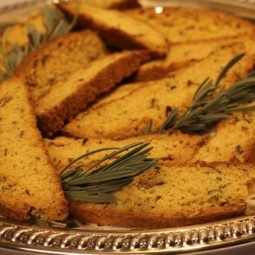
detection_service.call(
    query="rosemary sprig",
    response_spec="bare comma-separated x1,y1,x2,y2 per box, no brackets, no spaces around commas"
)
0,5,76,82
60,142,158,203
159,53,255,134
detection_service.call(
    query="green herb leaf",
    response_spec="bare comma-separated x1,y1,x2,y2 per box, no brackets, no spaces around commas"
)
159,53,255,134
215,53,245,86
61,142,158,203
158,108,179,133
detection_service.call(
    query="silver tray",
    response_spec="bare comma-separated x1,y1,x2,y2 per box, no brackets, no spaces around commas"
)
1,0,255,254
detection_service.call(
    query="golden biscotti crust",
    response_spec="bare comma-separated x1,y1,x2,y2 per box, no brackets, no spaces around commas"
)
0,77,68,221
63,44,254,140
16,30,108,103
134,35,255,82
36,50,150,137
69,202,245,229
68,162,255,229
134,60,170,82
45,132,205,174
125,7,255,44
2,2,255,230
58,1,168,58
193,112,255,164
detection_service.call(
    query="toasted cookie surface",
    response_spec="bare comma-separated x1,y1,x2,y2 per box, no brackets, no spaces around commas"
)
37,50,149,137
0,78,68,221
17,30,109,102
58,1,168,58
64,44,254,139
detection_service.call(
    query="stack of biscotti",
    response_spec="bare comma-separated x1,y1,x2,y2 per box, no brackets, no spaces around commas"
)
13,12,152,136
58,1,169,58
14,1,173,137
0,3,153,222
2,0,255,230
124,7,255,81
63,44,255,139
44,136,255,228
41,26,255,228
58,0,255,78
0,77,68,221
45,3,255,229
35,50,149,137
14,1,147,102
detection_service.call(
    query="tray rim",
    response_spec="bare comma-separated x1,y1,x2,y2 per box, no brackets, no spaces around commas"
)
1,215,255,254
1,0,255,254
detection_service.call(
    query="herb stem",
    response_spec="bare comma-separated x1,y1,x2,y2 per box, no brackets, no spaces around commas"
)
60,142,158,203
159,53,255,134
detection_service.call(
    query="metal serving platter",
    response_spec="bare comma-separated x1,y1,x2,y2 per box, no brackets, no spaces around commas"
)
1,0,255,254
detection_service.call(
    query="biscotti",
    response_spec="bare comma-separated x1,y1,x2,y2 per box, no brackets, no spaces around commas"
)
0,78,68,221
193,112,255,164
125,6,255,81
63,44,254,139
58,1,168,58
2,1,255,231
135,36,255,82
16,30,108,102
44,135,255,228
37,50,149,137
127,7,255,81
68,162,255,228
125,7,255,44
45,132,205,173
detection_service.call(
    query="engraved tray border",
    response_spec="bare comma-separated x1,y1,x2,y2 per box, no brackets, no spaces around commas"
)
1,215,255,254
1,0,255,254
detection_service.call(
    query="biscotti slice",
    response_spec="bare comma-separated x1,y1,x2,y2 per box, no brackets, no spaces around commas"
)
36,50,149,137
0,78,68,221
16,30,108,102
63,44,253,139
68,162,255,228
134,36,255,82
83,0,140,9
125,7,255,44
193,112,255,164
45,132,204,173
58,1,168,58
